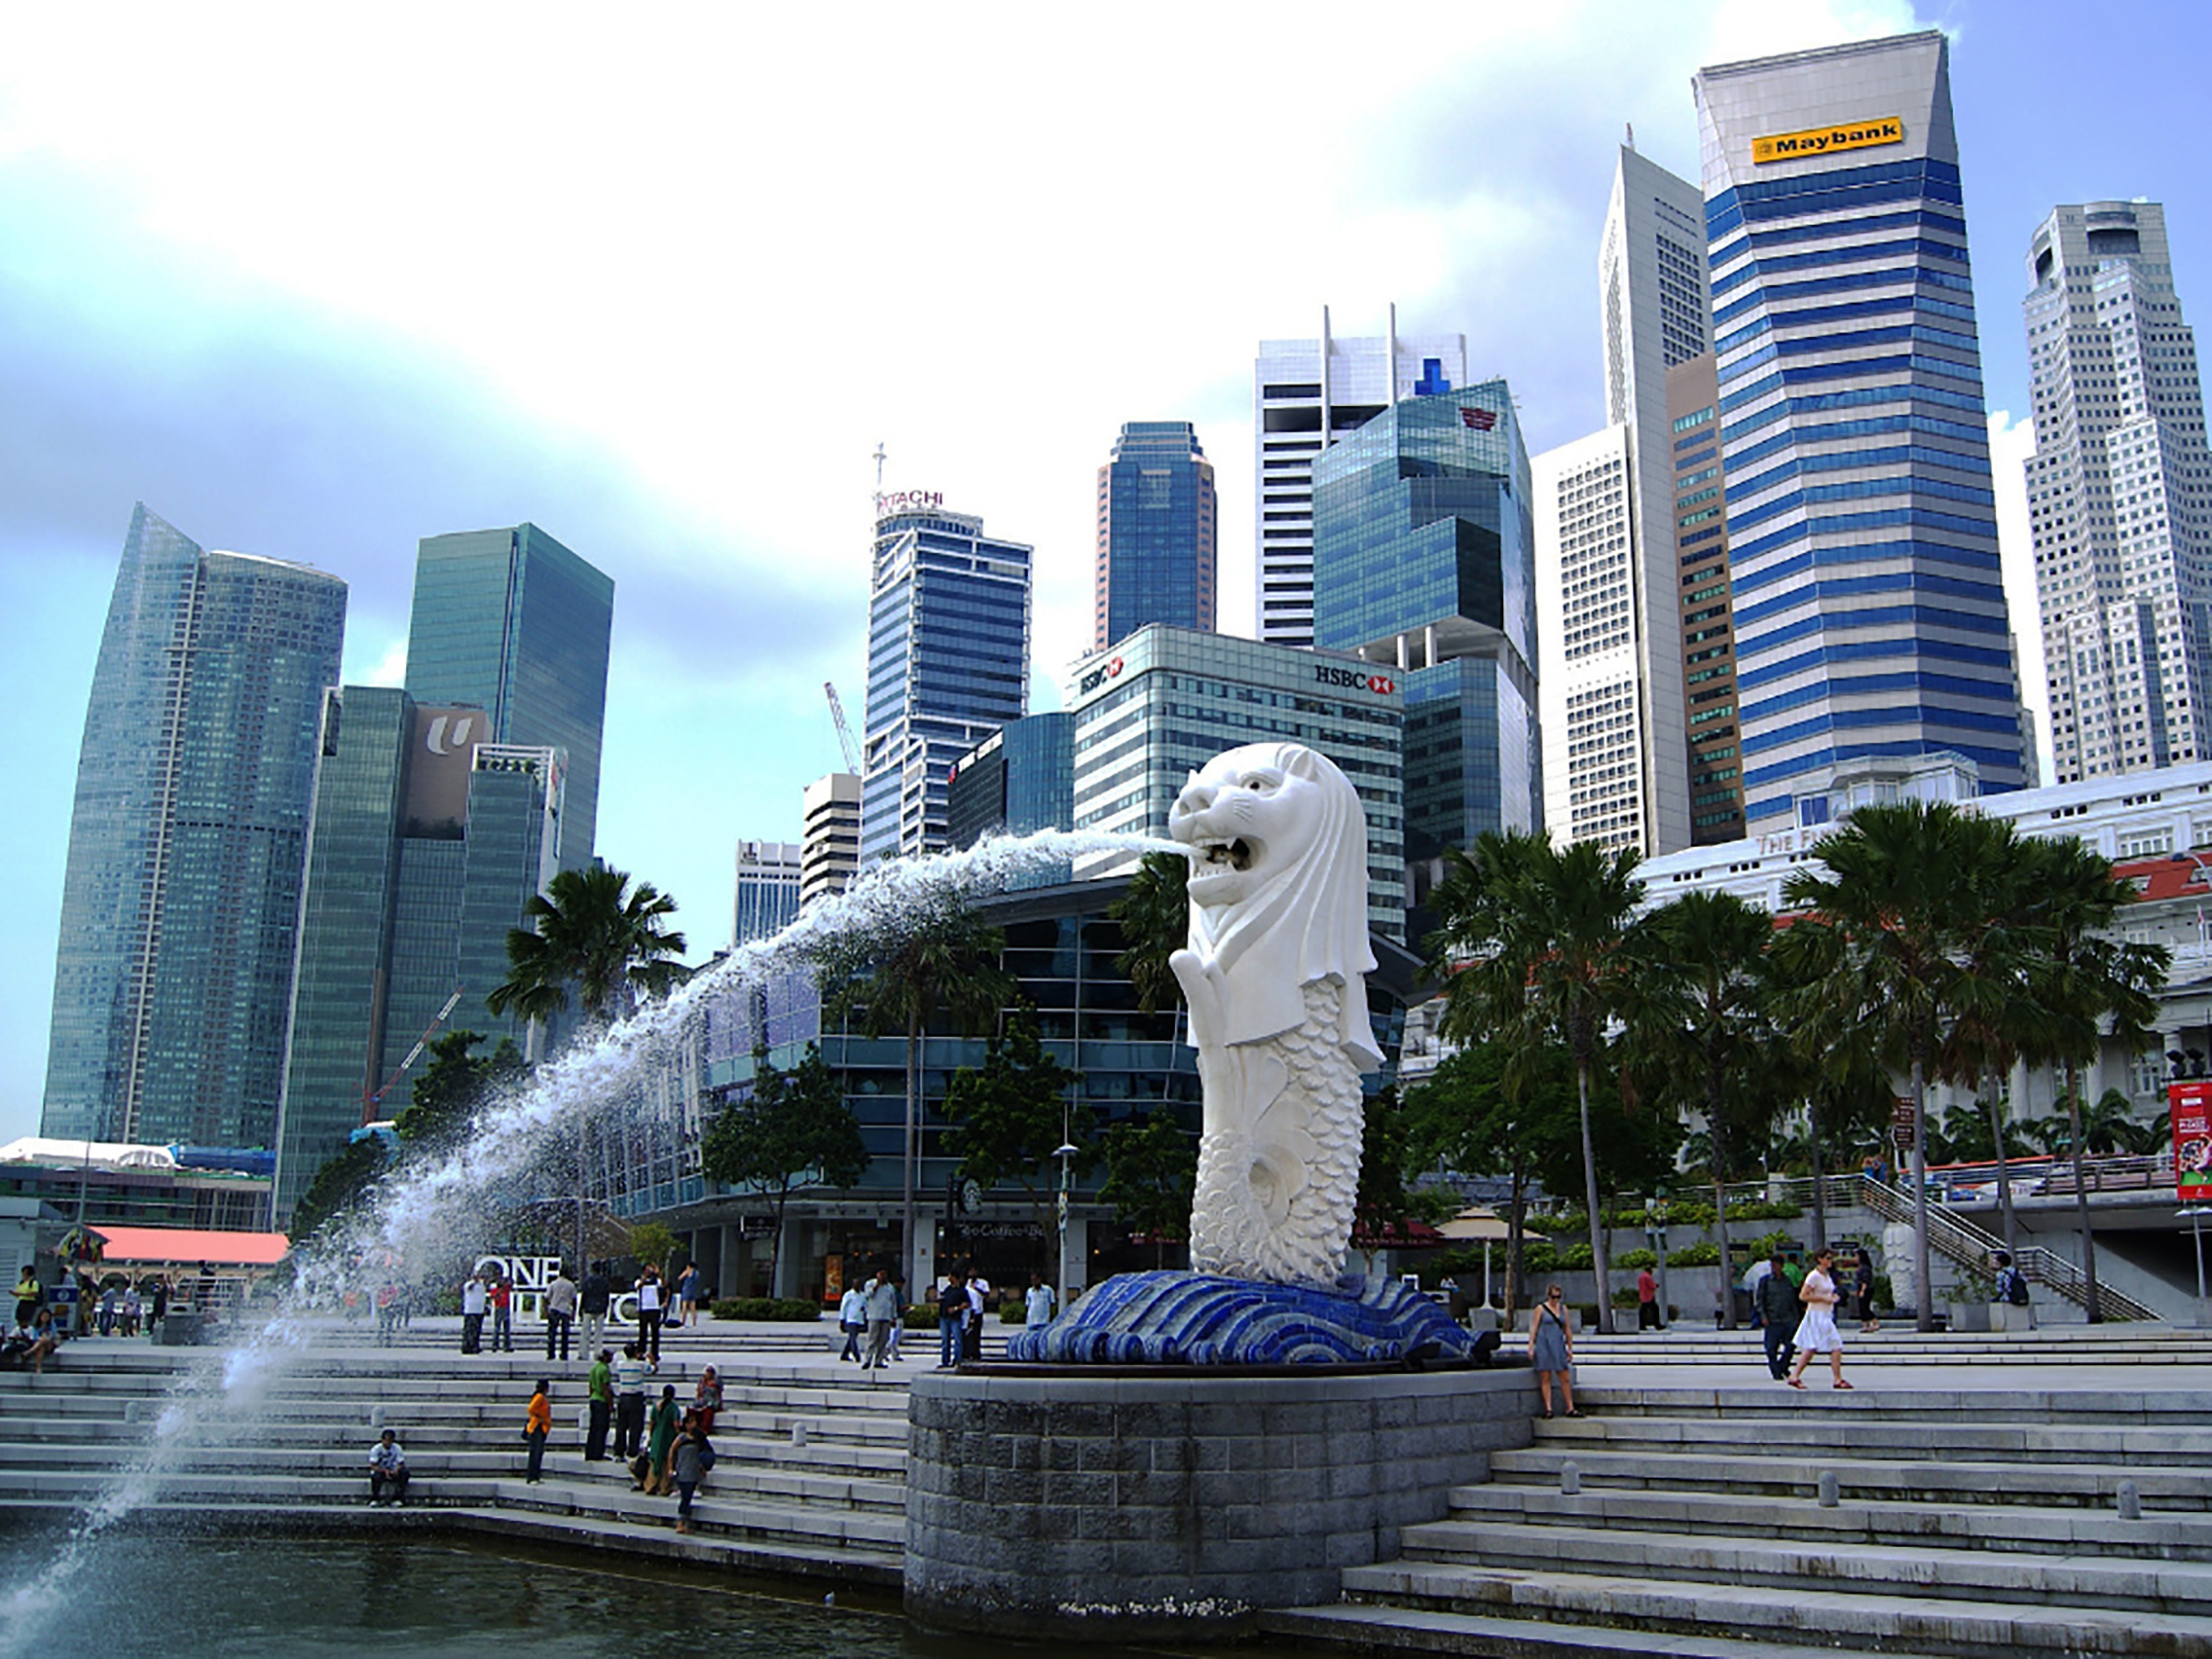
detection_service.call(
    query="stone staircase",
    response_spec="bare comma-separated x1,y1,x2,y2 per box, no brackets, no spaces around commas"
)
0,1339,919,1586
1567,1323,2212,1366
1262,1377,2212,1657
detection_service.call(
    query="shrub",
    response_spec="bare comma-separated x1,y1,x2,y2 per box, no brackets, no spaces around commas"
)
1664,1200,1718,1228
1615,1248,1657,1271
903,1302,940,1329
1727,1200,1803,1222
1611,1287,1642,1308
1740,1229,1797,1260
1668,1242,1721,1267
1554,1243,1594,1271
708,1297,819,1322
999,1300,1026,1324
1524,1211,1585,1235
1519,1243,1559,1274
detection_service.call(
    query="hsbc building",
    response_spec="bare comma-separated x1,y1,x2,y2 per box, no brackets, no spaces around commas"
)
1063,623,1407,937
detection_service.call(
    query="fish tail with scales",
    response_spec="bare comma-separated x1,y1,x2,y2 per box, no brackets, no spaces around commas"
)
1190,978,1365,1286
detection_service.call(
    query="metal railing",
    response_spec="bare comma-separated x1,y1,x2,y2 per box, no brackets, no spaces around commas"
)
1855,1177,2160,1323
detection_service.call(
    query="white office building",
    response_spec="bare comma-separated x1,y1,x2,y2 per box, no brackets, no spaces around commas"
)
799,772,861,910
2022,200,2212,785
732,840,803,947
1253,308,1466,648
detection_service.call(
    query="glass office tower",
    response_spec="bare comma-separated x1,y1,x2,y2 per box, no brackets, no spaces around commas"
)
43,505,347,1147
1093,422,1216,649
1694,32,2028,828
860,503,1031,865
1311,382,1540,914
404,524,612,868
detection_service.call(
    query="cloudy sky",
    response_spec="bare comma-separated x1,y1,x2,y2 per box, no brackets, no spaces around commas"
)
4,0,2208,1145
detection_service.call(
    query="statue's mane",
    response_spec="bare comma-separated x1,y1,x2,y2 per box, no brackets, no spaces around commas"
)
1185,743,1381,1068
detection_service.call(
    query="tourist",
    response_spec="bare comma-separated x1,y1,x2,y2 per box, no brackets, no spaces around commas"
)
1528,1284,1579,1418
936,1270,968,1369
3,1312,57,1373
838,1278,867,1362
368,1428,409,1504
1024,1273,1055,1330
376,1280,403,1348
635,1266,665,1366
120,1283,141,1338
12,1265,38,1328
522,1377,553,1484
1755,1253,1800,1381
1854,1246,1882,1333
545,1264,578,1362
98,1282,118,1337
965,1272,989,1361
459,1272,487,1354
1786,1247,1852,1391
864,1268,901,1370
1992,1250,2030,1313
692,1364,723,1434
675,1262,701,1327
1635,1265,1661,1331
643,1384,680,1495
581,1261,612,1356
613,1343,650,1460
669,1409,707,1533
886,1275,906,1363
489,1274,515,1353
148,1275,169,1339
584,1348,614,1461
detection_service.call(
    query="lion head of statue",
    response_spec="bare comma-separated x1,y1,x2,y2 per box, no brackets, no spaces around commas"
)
1167,741,1379,1067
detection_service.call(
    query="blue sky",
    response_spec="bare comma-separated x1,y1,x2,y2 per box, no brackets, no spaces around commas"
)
4,0,2208,1144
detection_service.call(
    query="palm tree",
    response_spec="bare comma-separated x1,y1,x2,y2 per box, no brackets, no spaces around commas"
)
1624,890,1778,1329
488,864,687,1027
1428,831,1645,1332
2015,835,2169,1321
1111,852,1189,1019
1777,802,2005,1332
820,900,1013,1288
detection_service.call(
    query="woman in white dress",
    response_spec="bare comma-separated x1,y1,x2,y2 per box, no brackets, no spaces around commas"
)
1786,1247,1853,1391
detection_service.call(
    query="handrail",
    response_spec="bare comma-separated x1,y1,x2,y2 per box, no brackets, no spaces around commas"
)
1856,1177,2159,1322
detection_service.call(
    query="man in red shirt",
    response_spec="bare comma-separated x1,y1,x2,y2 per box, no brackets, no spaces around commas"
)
1636,1266,1662,1331
489,1275,515,1352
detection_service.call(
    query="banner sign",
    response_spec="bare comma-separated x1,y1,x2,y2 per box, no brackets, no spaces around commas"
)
2173,1079,2212,1203
1753,116,1903,165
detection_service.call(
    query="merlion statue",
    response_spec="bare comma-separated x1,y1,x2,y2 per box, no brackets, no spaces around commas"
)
1168,742,1379,1286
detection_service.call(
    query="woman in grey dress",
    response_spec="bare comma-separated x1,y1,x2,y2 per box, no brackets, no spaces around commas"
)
1528,1284,1580,1418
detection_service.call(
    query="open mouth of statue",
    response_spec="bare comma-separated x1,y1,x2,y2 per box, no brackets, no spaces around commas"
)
1197,838,1255,872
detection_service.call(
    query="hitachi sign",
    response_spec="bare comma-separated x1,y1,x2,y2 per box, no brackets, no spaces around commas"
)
875,490,945,516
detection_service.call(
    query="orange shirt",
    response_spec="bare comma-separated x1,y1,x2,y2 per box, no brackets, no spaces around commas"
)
526,1392,552,1434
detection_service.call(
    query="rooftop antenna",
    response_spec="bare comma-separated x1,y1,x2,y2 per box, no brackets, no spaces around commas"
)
1625,121,1635,151
873,442,887,493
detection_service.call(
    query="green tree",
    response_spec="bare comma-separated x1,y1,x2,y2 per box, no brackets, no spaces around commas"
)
393,1031,524,1151
288,1138,387,1248
1427,830,1647,1331
1097,1109,1198,1270
1111,852,1189,1018
818,900,1013,1286
487,864,687,1027
700,1043,868,1292
941,1005,1086,1263
1349,1084,1457,1277
627,1220,676,1280
1624,889,1782,1327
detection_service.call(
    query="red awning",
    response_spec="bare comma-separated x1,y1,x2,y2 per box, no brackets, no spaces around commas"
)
85,1227,290,1268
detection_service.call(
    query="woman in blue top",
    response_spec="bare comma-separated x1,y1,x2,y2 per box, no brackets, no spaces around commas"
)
1528,1284,1580,1419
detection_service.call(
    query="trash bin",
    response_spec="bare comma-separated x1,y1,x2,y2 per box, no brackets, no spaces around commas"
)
157,1310,204,1347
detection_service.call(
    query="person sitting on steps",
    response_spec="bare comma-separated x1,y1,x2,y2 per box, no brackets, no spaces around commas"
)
369,1429,409,1504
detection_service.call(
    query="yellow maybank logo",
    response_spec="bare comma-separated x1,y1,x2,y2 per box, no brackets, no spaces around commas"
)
1753,116,1904,165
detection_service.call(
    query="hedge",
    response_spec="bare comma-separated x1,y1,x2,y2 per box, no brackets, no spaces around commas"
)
903,1302,939,1329
708,1297,819,1322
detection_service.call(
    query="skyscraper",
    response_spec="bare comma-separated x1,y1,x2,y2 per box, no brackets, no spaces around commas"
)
274,689,562,1216
860,494,1031,865
800,773,862,910
43,506,347,1147
733,840,803,946
1094,422,1216,649
1254,309,1468,648
1694,32,2028,829
1667,352,1749,842
1310,380,1540,912
403,524,613,869
2022,200,2212,783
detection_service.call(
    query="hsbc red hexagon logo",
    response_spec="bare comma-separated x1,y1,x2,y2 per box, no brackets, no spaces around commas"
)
1077,656,1126,696
1366,673,1396,695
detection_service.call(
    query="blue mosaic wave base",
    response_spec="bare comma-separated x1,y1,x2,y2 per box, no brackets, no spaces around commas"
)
1003,1271,1479,1365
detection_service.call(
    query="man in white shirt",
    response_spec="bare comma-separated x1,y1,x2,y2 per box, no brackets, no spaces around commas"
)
459,1273,488,1354
1024,1273,1055,1330
612,1344,650,1459
545,1266,579,1361
838,1279,867,1362
864,1270,902,1369
965,1275,987,1362
369,1429,409,1504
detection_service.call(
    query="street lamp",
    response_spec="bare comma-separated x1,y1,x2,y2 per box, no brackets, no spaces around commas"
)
1644,1196,1671,1331
1054,1136,1079,1316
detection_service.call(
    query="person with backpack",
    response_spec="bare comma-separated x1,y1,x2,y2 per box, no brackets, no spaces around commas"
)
1992,1251,2032,1312
581,1261,612,1356
669,1409,711,1533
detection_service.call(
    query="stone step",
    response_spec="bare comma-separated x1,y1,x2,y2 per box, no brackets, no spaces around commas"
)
1530,1413,2212,1462
440,1504,902,1589
0,1471,507,1505
488,1476,905,1551
1335,1558,2212,1657
1396,1519,2212,1614
1571,1384,2212,1422
1443,1483,2212,1559
1258,1603,1952,1659
1487,1445,2206,1509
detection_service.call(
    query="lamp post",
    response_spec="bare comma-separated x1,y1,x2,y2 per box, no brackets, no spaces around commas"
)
2180,1207,2212,1327
1054,1138,1078,1316
1645,1197,1671,1331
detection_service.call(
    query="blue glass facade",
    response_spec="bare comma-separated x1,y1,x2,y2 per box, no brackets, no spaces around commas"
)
42,507,348,1148
861,508,1031,865
1310,383,1542,886
1694,34,2026,825
404,524,612,868
946,714,1075,888
1094,422,1216,650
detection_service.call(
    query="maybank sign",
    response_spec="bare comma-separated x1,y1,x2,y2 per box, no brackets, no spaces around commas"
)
1753,115,1902,165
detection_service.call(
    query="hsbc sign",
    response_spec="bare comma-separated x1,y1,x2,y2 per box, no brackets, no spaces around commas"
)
1315,664,1396,696
1077,656,1125,696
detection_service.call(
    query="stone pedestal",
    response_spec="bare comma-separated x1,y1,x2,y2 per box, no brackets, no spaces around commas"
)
904,1365,1536,1641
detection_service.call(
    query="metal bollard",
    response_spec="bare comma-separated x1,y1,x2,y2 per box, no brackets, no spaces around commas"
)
1818,1470,1839,1508
1559,1460,1581,1495
124,1400,143,1424
370,1405,384,1429
791,1420,808,1448
2117,1480,2142,1520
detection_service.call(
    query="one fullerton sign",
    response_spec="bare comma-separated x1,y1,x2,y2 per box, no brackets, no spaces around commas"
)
1753,115,1902,165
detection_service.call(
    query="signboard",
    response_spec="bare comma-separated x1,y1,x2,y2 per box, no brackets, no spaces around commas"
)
1890,1097,1916,1149
2172,1079,2212,1202
1753,116,1903,166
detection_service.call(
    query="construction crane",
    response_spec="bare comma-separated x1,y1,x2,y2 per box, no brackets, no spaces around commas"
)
362,988,464,1121
824,681,863,774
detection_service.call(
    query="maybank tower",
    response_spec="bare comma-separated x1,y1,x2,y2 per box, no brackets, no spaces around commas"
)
1693,32,2029,829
